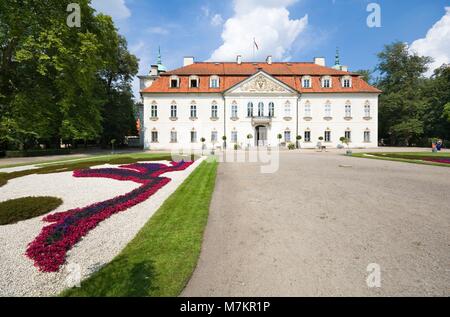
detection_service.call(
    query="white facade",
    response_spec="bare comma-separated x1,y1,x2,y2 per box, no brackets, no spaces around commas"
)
141,68,379,150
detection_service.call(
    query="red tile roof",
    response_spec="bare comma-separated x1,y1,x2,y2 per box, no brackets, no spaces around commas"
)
141,62,381,94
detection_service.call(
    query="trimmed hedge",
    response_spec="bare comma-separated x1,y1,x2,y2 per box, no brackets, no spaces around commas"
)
0,196,63,225
5,148,71,158
0,173,6,187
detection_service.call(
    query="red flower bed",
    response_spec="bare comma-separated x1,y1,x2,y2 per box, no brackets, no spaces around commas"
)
26,161,193,272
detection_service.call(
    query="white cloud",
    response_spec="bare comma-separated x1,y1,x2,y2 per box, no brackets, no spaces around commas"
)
91,0,131,20
410,7,450,76
209,0,308,61
211,14,224,27
146,26,169,35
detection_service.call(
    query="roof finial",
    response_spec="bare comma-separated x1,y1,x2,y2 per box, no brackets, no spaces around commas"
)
157,46,162,65
335,47,340,66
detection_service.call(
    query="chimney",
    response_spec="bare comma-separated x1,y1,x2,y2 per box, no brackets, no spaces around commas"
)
236,55,242,65
340,65,348,72
183,56,194,67
266,55,272,65
314,57,326,67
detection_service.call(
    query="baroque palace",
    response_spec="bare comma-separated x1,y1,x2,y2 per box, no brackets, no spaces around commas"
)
139,52,380,150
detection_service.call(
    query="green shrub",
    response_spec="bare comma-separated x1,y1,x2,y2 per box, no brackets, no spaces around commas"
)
287,143,296,150
5,148,71,158
0,196,63,225
0,173,7,187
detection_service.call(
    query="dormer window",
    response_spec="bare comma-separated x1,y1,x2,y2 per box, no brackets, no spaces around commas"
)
302,76,312,88
322,76,332,88
342,76,352,88
210,75,220,88
189,75,199,88
170,76,179,88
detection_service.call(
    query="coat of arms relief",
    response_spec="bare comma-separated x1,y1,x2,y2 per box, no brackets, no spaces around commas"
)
239,74,286,92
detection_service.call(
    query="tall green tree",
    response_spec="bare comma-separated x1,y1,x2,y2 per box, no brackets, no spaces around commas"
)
0,0,139,151
376,42,432,145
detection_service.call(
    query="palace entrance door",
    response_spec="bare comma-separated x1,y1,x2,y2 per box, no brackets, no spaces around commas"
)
255,125,268,146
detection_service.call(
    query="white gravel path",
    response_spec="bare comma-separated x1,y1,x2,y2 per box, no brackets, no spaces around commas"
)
0,158,204,297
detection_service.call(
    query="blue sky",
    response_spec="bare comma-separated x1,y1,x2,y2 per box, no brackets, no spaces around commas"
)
91,0,450,98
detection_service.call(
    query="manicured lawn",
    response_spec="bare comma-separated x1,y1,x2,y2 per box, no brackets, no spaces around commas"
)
0,153,181,188
61,160,218,297
352,151,450,167
0,196,63,225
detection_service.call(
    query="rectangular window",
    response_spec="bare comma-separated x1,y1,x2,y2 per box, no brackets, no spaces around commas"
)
365,105,371,117
190,105,197,118
210,78,219,88
304,131,311,142
190,79,198,88
345,131,351,142
231,131,238,143
284,131,291,142
211,104,218,118
325,104,331,117
285,104,291,117
170,131,177,143
151,105,158,118
231,104,238,118
191,131,197,143
170,105,177,118
323,79,331,88
269,103,275,117
304,104,311,117
343,79,351,88
345,105,351,117
324,131,331,142
211,131,218,143
303,79,311,88
151,131,158,143
170,79,178,88
364,131,371,142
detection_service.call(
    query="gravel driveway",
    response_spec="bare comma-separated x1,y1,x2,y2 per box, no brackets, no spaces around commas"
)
182,150,450,296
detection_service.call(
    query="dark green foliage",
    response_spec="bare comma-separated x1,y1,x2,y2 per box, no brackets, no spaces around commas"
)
376,42,449,146
0,0,139,151
0,196,63,225
5,149,71,158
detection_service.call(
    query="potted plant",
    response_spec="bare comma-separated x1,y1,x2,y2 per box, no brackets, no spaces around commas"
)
296,135,302,149
200,137,206,155
340,136,352,155
246,134,253,149
317,136,324,151
222,135,227,150
234,143,239,151
287,142,295,150
277,134,282,147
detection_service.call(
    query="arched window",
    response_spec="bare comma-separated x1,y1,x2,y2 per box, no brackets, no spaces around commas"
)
345,101,351,117
342,76,352,88
151,101,158,118
304,101,311,117
231,101,238,118
364,101,371,117
285,101,291,117
210,75,220,88
364,129,371,142
170,76,179,88
302,76,312,88
190,101,197,118
258,102,264,117
325,101,331,117
211,101,218,118
189,75,199,88
321,76,332,88
170,102,177,118
247,102,253,117
269,102,275,117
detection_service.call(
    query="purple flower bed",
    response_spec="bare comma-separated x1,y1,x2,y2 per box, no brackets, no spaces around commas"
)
26,161,193,272
424,158,450,164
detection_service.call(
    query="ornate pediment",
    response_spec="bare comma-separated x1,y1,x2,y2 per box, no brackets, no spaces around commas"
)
227,72,294,94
